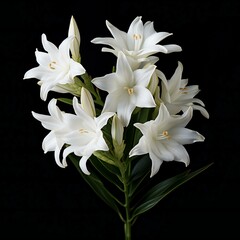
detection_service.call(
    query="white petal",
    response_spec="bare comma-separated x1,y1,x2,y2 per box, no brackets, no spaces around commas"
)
143,32,172,48
116,52,134,85
149,150,163,178
79,155,91,175
170,127,205,144
41,34,58,57
69,59,86,78
117,97,135,127
23,66,48,80
106,20,128,49
133,86,156,108
163,44,182,53
102,91,123,113
42,132,57,153
54,144,67,168
96,112,115,129
92,72,119,93
35,50,50,66
134,64,156,87
165,141,190,167
192,105,210,119
129,137,148,157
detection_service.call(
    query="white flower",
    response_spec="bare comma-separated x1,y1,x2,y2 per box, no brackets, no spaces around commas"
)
92,51,156,127
68,15,81,62
129,104,205,178
23,33,86,101
31,98,70,168
62,96,114,175
91,16,182,69
158,61,209,118
32,88,114,175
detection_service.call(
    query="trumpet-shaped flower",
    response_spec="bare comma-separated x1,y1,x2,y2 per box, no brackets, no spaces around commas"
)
92,51,156,127
23,33,86,101
159,61,209,118
129,104,205,178
32,88,114,175
91,16,182,69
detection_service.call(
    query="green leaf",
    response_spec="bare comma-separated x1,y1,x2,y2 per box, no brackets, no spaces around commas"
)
131,162,213,219
57,97,73,105
128,155,151,197
90,156,123,191
68,154,121,214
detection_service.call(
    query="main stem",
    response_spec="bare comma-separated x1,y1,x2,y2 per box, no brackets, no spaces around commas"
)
122,171,131,240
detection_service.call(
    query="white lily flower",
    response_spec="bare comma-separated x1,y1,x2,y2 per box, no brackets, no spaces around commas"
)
129,104,205,178
68,15,81,62
23,33,86,101
92,51,156,127
32,93,114,175
91,16,182,69
62,97,114,175
31,98,70,168
159,61,209,118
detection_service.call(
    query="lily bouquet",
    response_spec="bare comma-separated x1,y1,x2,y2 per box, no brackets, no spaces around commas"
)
24,16,211,239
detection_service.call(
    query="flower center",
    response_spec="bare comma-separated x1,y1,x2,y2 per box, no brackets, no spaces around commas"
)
180,87,188,94
124,87,134,95
49,61,57,70
79,128,88,134
133,34,142,40
156,130,170,140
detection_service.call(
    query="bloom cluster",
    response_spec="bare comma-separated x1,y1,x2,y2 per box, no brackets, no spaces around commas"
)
24,16,209,178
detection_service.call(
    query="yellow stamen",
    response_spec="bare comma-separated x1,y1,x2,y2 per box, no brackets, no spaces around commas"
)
49,61,57,70
124,87,134,95
79,128,88,134
133,34,142,40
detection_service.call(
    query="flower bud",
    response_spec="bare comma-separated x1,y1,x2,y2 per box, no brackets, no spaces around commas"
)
111,114,124,145
81,87,96,117
68,15,81,62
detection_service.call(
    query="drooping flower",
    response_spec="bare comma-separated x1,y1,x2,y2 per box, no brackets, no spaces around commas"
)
129,103,205,178
32,88,114,175
158,61,209,118
23,33,86,101
91,16,182,69
92,51,156,127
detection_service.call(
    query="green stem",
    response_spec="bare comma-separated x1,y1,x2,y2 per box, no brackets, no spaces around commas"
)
122,169,132,240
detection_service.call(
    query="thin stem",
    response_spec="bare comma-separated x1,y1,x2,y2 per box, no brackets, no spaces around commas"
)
122,169,132,240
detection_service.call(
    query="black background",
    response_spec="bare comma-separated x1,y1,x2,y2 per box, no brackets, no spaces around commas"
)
1,0,240,239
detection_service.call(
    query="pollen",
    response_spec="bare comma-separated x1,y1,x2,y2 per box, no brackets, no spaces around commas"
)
162,130,169,137
124,87,134,95
157,130,170,140
133,34,142,40
49,61,57,70
180,87,188,94
79,128,88,134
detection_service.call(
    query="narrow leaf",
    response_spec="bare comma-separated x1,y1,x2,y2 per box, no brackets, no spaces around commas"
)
57,97,73,105
131,162,213,219
68,154,121,214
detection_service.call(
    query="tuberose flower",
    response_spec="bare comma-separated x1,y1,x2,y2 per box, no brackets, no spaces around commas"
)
129,104,205,178
23,33,86,101
32,88,114,175
91,16,182,69
159,61,209,118
92,51,156,127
